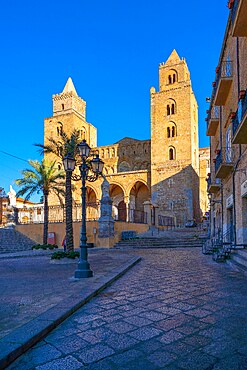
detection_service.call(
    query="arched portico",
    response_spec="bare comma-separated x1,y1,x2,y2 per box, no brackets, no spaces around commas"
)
128,181,150,223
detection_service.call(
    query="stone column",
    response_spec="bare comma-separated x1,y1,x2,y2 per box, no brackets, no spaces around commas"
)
98,178,115,247
143,200,152,226
124,196,130,222
154,204,160,227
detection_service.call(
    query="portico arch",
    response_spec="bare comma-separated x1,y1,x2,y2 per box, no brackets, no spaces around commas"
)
129,181,150,223
109,183,126,221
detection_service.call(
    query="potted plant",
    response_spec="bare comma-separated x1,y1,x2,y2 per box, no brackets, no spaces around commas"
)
239,90,246,100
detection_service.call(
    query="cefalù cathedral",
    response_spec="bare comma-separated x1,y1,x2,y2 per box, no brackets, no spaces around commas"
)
44,49,209,226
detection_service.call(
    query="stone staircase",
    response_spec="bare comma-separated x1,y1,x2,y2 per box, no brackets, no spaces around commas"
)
0,228,36,254
227,249,247,275
115,230,205,249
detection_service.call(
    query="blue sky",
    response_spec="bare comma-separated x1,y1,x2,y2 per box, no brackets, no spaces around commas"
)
0,0,229,199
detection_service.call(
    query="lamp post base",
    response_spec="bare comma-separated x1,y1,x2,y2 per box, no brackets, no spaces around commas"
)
75,269,93,278
74,260,93,278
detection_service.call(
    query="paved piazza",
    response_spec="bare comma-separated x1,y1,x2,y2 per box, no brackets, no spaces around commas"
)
9,248,247,369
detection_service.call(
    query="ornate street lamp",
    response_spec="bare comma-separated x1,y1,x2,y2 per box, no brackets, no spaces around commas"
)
64,140,104,278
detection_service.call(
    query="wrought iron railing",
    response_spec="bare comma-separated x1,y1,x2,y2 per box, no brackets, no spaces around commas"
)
232,89,247,136
115,208,147,224
215,60,233,90
215,147,235,174
207,106,219,129
212,225,234,262
158,215,175,229
16,202,99,224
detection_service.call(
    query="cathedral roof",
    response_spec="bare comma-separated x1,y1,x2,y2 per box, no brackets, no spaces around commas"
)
165,49,181,64
114,137,149,145
62,77,78,95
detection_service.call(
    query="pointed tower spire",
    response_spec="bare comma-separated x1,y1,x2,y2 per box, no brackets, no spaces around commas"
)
165,49,181,64
62,77,78,95
52,77,86,118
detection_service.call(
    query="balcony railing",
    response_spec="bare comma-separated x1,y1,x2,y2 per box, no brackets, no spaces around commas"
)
214,61,233,106
231,0,247,37
215,147,235,179
207,176,221,194
232,89,247,144
206,106,220,136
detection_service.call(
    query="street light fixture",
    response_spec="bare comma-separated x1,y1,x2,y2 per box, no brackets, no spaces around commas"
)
63,140,104,278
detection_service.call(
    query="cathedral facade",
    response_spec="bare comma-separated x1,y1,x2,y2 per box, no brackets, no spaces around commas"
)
44,50,209,226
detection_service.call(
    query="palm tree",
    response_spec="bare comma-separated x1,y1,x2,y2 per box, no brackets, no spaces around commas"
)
15,159,64,245
35,130,81,252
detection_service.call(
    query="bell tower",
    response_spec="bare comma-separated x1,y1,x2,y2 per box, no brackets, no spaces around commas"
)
44,77,97,151
150,50,200,224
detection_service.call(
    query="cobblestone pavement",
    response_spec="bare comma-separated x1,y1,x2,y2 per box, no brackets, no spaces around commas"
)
0,249,136,339
9,248,247,369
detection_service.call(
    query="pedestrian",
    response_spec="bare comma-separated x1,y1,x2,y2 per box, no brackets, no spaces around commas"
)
62,236,66,252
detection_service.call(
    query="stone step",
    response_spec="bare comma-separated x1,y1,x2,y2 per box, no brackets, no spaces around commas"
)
0,228,36,254
115,238,204,249
230,249,247,268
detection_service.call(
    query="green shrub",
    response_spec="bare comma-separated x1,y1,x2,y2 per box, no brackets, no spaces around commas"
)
32,244,58,250
51,251,80,260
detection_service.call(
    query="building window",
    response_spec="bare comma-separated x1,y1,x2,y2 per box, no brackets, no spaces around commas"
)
169,147,176,160
167,127,171,138
79,127,86,140
167,123,177,138
167,70,178,84
172,126,175,137
171,103,175,114
57,122,63,136
166,99,176,116
62,104,64,110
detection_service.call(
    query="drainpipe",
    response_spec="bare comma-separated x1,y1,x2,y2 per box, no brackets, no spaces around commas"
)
232,37,242,247
219,106,224,241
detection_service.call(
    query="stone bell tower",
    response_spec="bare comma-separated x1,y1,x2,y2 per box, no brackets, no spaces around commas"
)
150,49,200,225
44,78,98,205
44,77,97,151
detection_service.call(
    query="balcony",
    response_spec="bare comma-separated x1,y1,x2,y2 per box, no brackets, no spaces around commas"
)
215,147,235,179
232,89,247,144
206,106,220,136
231,0,247,37
207,176,221,194
214,61,233,106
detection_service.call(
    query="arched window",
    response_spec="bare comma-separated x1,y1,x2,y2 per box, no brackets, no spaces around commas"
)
172,126,175,137
167,127,171,138
167,70,178,85
166,99,176,116
169,147,176,160
167,122,177,139
56,122,63,136
57,146,63,157
79,127,86,140
171,103,175,114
